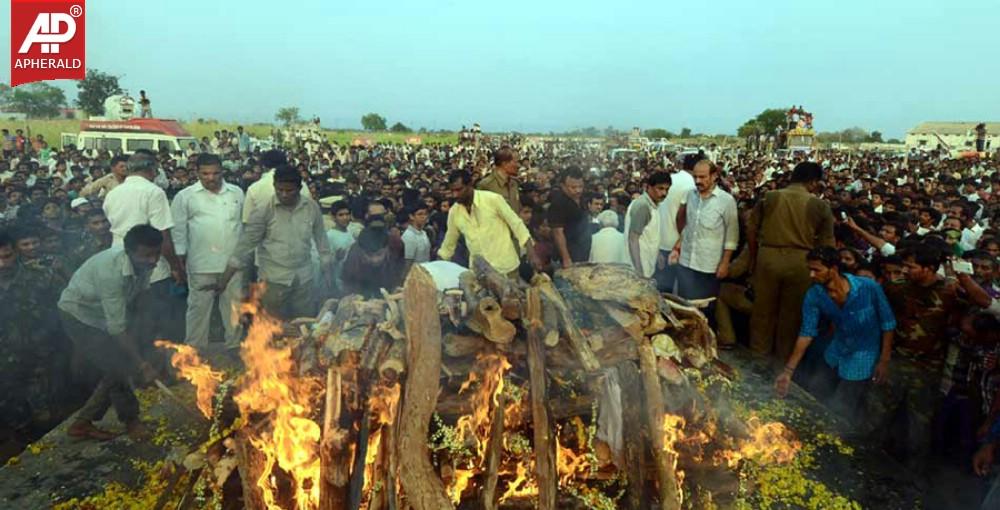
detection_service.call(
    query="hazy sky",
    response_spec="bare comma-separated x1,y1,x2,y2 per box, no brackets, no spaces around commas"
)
2,0,997,137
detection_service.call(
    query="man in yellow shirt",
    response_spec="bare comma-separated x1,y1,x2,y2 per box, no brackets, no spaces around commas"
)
438,170,540,277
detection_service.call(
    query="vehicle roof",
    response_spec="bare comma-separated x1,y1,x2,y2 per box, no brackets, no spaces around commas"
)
79,118,191,137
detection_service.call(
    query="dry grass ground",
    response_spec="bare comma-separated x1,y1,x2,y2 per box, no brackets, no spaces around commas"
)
0,118,458,148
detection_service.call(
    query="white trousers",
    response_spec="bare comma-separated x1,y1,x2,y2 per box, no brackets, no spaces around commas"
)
185,271,243,346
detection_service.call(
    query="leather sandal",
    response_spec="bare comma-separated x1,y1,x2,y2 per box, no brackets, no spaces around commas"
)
67,421,117,441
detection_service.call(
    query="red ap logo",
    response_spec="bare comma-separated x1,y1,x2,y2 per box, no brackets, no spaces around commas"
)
10,0,86,86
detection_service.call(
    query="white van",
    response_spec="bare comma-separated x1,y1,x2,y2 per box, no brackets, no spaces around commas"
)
61,119,197,154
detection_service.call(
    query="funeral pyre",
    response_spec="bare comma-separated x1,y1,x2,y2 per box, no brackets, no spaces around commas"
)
147,261,814,510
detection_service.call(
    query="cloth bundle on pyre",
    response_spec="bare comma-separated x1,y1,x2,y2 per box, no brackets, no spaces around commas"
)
148,260,809,510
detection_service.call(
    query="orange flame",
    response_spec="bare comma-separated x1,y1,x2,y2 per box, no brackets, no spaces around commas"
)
661,414,686,489
362,383,401,497
444,353,510,504
232,287,322,510
362,429,382,496
556,440,590,486
455,353,512,461
369,383,401,426
448,466,476,504
715,417,801,468
154,340,224,418
499,459,538,502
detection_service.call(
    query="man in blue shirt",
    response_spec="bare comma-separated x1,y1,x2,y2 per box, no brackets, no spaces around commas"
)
775,246,896,427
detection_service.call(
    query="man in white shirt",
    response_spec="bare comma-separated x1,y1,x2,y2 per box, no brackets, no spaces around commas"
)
671,160,739,305
103,150,184,284
171,154,245,348
401,203,431,275
589,210,628,264
237,126,251,154
326,200,356,294
625,172,671,278
656,155,697,290
103,150,186,341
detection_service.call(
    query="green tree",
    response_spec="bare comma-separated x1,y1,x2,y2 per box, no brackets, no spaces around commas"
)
737,120,761,138
886,138,902,145
74,68,122,116
643,128,674,139
840,127,870,143
9,83,66,118
275,107,300,126
737,108,787,137
390,122,411,133
679,127,692,138
869,131,883,143
361,113,387,131
0,84,11,109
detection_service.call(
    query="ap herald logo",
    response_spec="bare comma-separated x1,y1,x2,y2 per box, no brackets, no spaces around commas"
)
10,0,86,86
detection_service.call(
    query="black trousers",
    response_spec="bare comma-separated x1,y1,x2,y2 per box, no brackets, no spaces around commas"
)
59,312,139,425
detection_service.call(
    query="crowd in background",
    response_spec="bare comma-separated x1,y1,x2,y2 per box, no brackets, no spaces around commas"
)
2,126,1000,505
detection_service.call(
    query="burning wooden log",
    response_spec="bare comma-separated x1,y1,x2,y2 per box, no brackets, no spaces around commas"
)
199,260,726,510
525,287,557,509
397,265,455,510
233,429,271,510
349,327,394,509
319,366,350,510
481,395,505,510
621,365,652,510
638,339,682,510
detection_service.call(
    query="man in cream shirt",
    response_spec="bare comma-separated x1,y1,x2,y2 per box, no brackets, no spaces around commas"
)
242,150,311,221
171,154,245,348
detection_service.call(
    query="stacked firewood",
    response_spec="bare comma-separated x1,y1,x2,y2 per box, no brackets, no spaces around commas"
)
223,260,728,510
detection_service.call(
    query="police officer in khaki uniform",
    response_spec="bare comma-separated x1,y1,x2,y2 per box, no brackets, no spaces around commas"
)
747,162,834,362
476,146,521,212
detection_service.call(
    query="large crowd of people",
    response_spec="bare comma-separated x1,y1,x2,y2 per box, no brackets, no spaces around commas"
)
2,126,1000,505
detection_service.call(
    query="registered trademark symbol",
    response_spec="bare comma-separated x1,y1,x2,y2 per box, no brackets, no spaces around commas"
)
69,5,83,17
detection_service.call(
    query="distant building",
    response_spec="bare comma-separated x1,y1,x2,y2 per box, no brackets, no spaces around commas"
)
60,108,84,119
0,110,27,120
905,121,999,151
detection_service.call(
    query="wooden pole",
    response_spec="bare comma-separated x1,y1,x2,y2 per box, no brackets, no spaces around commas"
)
349,332,391,509
234,430,269,510
481,395,506,510
617,361,650,510
319,367,349,510
397,266,455,510
637,339,681,510
526,287,557,510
